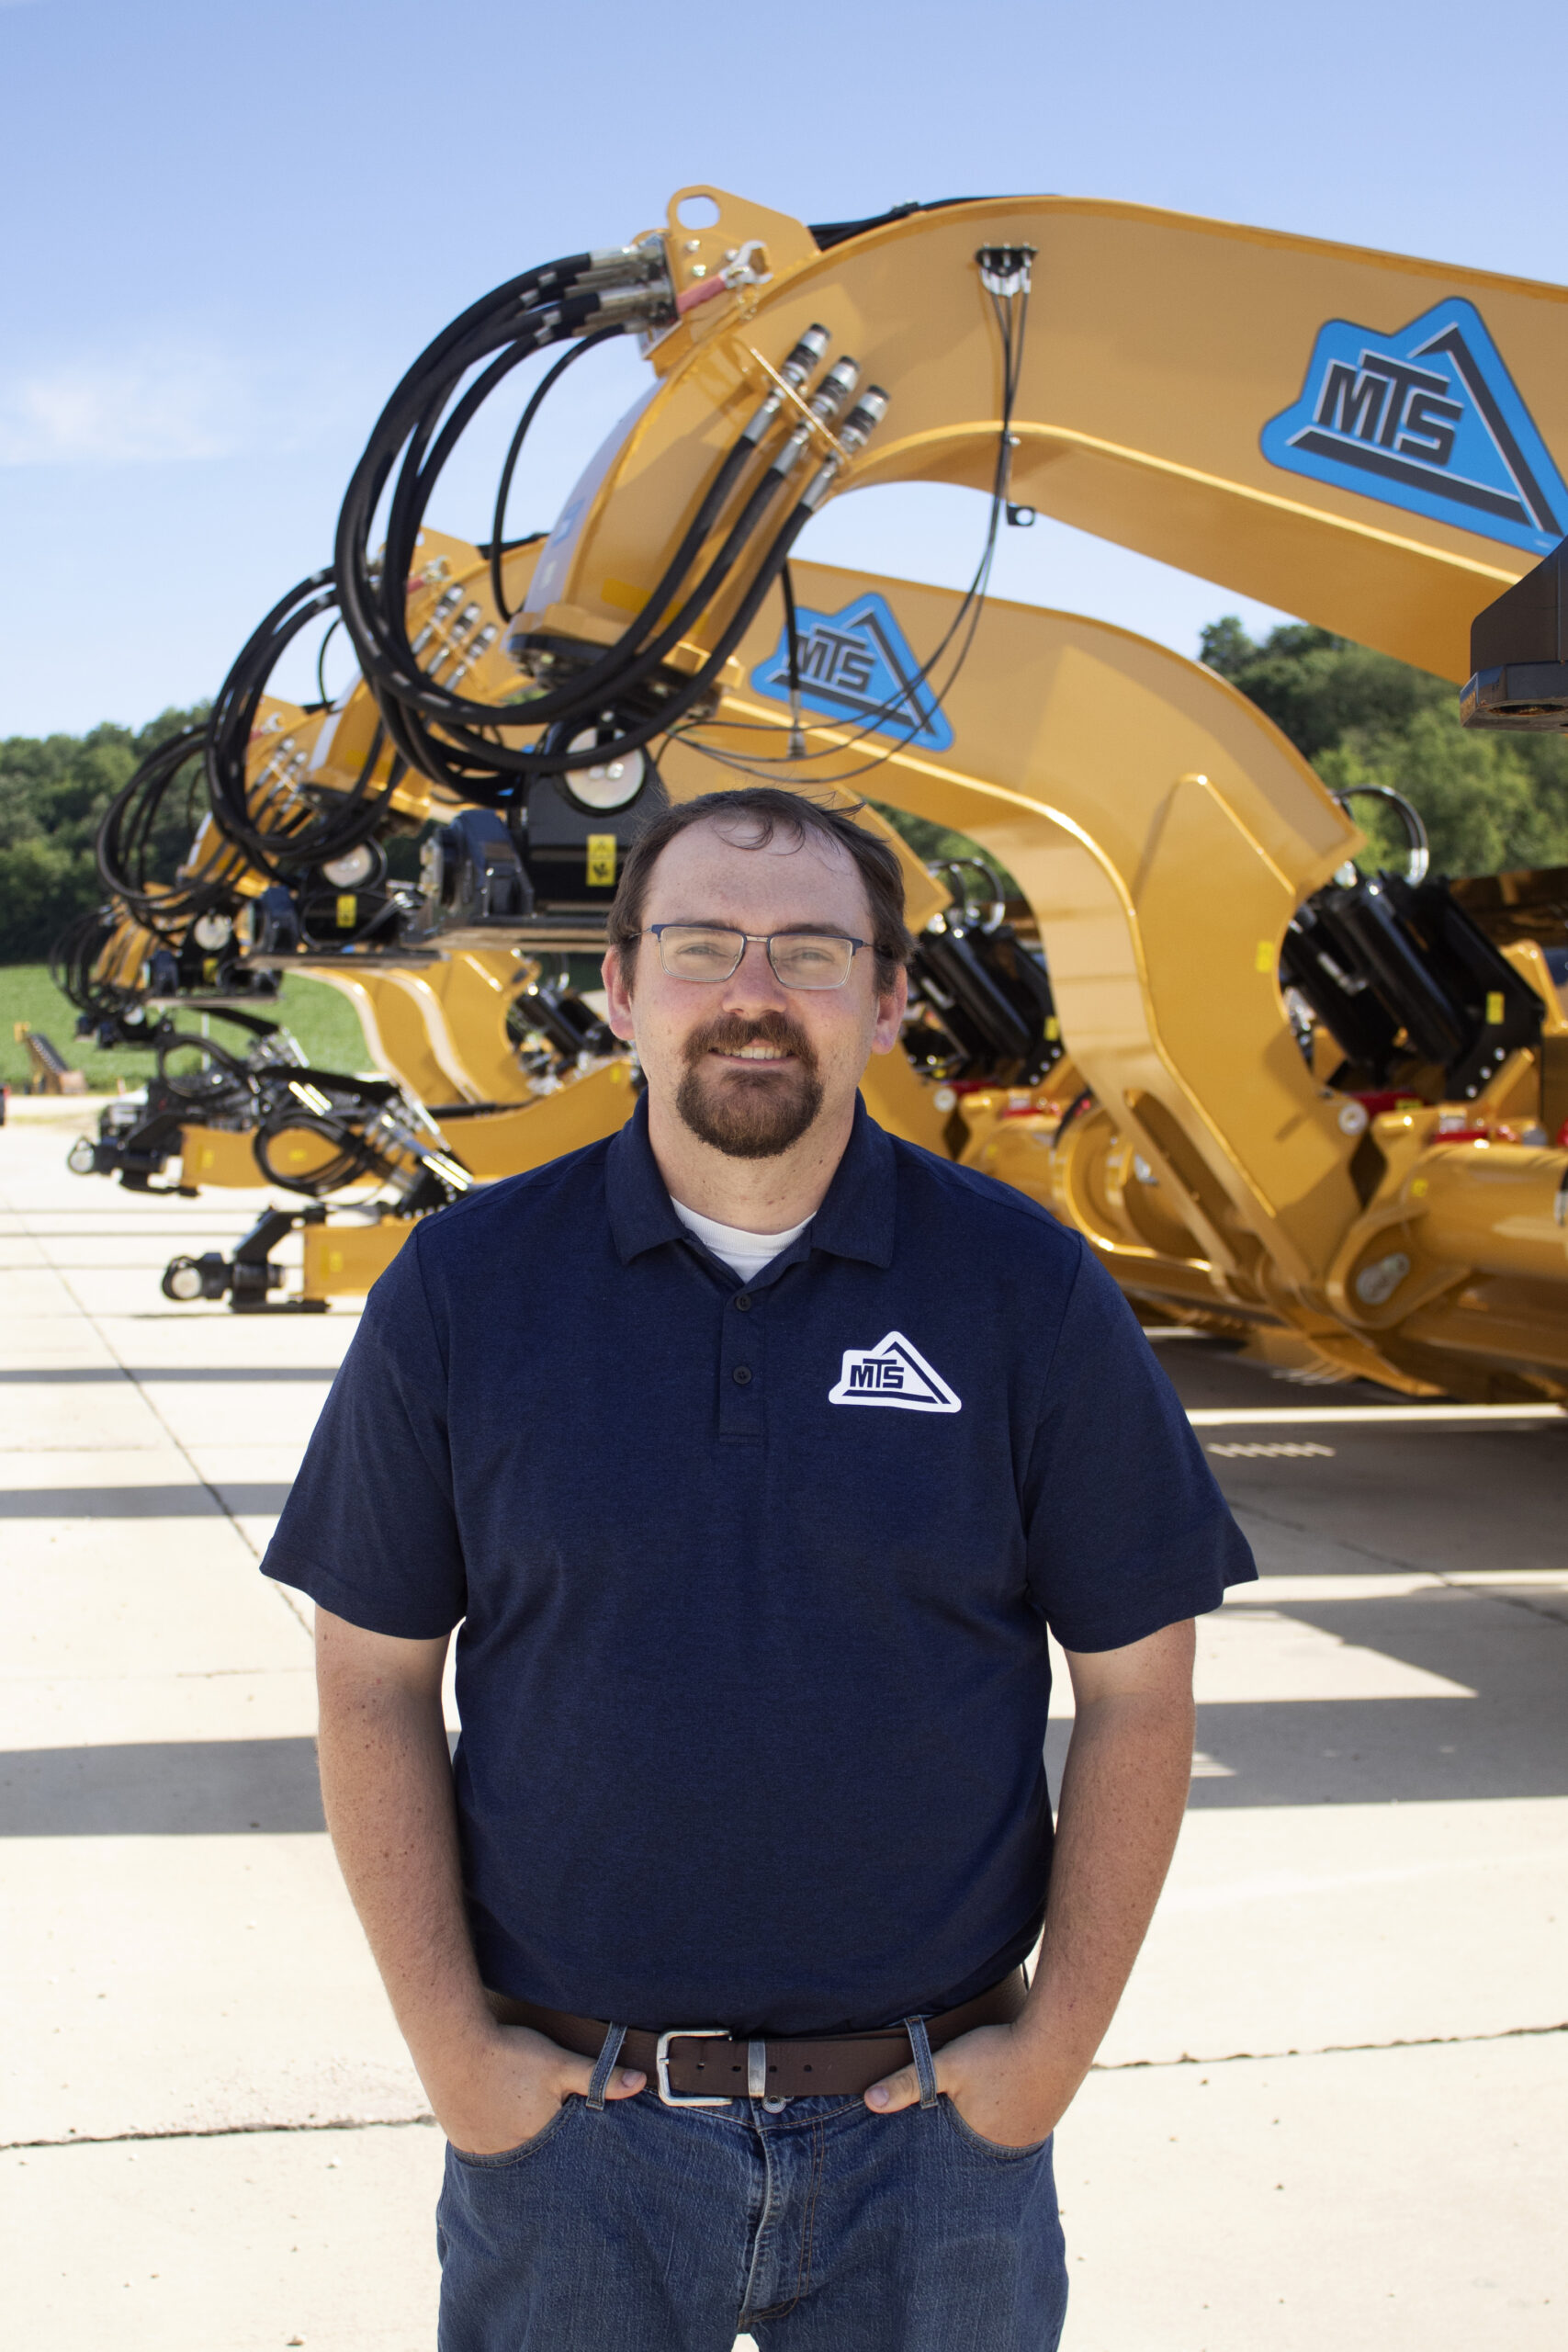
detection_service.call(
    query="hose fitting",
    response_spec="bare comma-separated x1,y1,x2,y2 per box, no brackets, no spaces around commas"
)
739,325,832,446
800,385,890,509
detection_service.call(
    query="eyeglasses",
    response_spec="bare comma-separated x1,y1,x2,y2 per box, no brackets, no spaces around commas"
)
646,924,868,990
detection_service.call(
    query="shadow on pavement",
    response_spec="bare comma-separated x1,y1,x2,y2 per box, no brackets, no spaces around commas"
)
0,1485,293,1518
0,1738,325,1834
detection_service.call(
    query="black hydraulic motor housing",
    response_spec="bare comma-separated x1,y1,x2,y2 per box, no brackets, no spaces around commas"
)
1280,868,1543,1098
423,757,668,933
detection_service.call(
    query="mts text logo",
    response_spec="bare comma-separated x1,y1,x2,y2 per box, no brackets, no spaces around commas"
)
1261,298,1566,556
750,593,953,752
829,1331,961,1414
797,621,877,700
1314,353,1460,465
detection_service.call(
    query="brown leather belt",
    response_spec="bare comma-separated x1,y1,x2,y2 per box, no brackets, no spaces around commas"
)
484,1967,1028,2104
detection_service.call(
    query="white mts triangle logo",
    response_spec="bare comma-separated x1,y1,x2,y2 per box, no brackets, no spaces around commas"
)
829,1331,962,1414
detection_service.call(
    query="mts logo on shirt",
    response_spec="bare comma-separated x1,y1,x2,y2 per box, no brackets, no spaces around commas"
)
829,1331,962,1414
1260,297,1566,557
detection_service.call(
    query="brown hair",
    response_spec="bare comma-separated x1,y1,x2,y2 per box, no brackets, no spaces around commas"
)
608,787,915,992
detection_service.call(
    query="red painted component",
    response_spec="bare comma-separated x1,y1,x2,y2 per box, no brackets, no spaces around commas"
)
675,275,729,318
1348,1089,1427,1119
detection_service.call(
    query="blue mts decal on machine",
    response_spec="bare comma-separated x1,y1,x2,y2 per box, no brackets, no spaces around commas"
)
749,593,954,752
829,1331,962,1413
1260,299,1566,556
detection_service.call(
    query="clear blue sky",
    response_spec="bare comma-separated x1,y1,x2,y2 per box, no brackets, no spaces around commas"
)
3,0,1563,735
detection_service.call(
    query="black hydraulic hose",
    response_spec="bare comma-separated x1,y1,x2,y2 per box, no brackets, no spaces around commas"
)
381,331,561,609
204,569,336,866
533,492,823,775
1050,1090,1094,1151
96,728,234,934
781,562,803,704
336,285,609,706
352,334,764,746
254,1113,385,1197
365,411,807,799
314,616,343,706
153,1028,256,1091
376,477,819,798
331,243,873,803
97,730,197,899
337,271,815,772
779,282,1025,775
334,254,597,606
490,327,621,622
204,570,407,878
50,908,125,1018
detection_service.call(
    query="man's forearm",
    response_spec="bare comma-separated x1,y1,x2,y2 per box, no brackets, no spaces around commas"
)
314,1611,647,2153
1015,1678,1195,2099
863,1630,1195,2143
316,1668,492,2083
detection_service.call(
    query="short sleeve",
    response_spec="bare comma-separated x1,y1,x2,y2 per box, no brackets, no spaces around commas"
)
1022,1246,1256,1650
260,1230,467,1637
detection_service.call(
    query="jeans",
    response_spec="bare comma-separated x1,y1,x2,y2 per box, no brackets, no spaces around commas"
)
436,2081,1067,2352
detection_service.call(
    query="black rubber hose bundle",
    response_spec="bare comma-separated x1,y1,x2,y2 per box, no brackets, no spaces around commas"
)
202,571,406,880
96,727,234,935
333,250,823,805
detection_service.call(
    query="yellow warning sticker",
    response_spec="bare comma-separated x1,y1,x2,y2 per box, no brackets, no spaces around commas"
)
336,893,358,929
1484,989,1505,1025
586,834,617,888
1255,941,1275,973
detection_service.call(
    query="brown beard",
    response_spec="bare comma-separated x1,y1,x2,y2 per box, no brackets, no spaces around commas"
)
674,1011,824,1160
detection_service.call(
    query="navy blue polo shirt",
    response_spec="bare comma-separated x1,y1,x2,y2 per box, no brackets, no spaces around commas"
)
265,1095,1253,2036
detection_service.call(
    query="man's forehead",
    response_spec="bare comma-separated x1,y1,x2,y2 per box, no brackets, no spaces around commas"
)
644,815,864,916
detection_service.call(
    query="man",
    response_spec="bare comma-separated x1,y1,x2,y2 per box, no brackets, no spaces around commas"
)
265,786,1254,2351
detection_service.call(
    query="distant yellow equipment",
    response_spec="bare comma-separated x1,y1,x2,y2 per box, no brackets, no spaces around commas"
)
66,186,1568,1398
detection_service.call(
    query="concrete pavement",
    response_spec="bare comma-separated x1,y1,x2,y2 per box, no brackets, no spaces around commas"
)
3,1107,1563,2348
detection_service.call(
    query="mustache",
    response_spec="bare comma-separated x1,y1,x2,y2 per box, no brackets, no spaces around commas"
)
682,1012,818,1074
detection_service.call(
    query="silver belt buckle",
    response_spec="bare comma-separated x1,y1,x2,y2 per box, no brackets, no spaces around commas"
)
655,2028,732,2109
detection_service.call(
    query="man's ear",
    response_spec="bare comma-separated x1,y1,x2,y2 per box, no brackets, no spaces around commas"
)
602,944,637,1043
870,965,909,1056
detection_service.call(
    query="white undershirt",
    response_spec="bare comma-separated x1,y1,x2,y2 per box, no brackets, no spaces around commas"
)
671,1199,813,1283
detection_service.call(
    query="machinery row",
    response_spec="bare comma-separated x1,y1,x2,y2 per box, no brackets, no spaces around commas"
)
55,185,1568,1399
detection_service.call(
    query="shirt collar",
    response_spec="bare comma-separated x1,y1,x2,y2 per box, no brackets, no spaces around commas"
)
606,1091,896,1270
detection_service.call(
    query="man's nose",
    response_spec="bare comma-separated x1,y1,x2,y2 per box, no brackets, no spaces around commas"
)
718,935,789,1010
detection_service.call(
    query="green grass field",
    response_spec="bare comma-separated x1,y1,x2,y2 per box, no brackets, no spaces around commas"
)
0,964,372,1094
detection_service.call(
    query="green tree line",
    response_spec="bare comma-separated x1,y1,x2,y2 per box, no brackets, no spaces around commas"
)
0,707,209,965
1200,616,1568,876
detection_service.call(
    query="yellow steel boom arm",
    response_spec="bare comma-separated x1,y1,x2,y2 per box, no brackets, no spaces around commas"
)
527,187,1568,681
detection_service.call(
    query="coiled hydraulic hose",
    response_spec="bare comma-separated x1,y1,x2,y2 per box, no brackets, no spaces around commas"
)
202,571,406,879
333,237,887,803
96,727,234,936
50,906,140,1025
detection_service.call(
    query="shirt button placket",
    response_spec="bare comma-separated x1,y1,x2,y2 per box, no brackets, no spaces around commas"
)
719,1292,763,1440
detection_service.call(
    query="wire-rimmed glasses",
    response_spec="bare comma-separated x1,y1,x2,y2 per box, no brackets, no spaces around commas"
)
647,924,867,990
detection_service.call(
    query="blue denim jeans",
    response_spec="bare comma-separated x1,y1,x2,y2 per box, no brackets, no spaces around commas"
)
436,2081,1067,2351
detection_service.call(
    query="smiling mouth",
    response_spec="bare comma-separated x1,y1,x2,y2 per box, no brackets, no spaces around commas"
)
714,1044,794,1065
